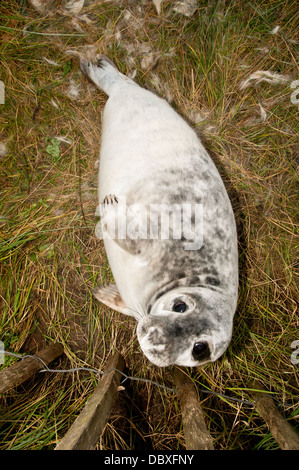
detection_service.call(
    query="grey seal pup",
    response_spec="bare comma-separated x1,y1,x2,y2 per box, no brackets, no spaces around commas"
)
80,55,238,367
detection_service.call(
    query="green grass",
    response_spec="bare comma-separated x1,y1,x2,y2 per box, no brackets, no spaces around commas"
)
0,0,298,450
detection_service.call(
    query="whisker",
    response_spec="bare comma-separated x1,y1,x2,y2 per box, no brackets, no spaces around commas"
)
125,302,146,321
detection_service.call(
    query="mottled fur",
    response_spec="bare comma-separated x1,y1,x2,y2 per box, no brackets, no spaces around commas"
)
81,55,238,367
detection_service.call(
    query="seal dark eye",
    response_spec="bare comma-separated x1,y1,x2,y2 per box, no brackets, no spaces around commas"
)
172,301,187,313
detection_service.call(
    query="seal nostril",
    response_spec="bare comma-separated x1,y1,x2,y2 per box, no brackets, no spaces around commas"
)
192,341,210,361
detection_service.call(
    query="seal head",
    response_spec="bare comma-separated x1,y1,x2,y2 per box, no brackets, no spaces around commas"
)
137,286,233,367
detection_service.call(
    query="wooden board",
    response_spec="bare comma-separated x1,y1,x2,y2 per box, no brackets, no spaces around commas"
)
173,367,214,450
55,351,125,450
251,382,299,450
0,343,64,394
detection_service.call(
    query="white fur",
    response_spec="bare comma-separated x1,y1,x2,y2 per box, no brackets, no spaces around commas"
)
81,56,239,367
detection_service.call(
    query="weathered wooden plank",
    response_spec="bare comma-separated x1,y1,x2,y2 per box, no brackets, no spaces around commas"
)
251,382,299,450
0,343,64,394
173,367,214,450
55,351,125,450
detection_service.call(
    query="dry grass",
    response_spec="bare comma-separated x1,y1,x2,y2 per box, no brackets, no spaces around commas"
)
0,0,298,450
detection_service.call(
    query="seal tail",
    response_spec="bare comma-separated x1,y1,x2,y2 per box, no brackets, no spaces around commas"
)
80,55,128,96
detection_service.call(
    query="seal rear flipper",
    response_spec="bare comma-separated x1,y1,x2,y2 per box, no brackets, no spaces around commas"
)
80,55,134,96
93,283,129,315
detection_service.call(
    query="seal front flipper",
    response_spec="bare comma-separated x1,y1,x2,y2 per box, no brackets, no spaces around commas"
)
99,194,151,257
96,194,121,241
93,283,129,315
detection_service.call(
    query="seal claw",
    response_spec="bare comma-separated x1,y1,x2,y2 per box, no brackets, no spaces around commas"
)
102,194,119,206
